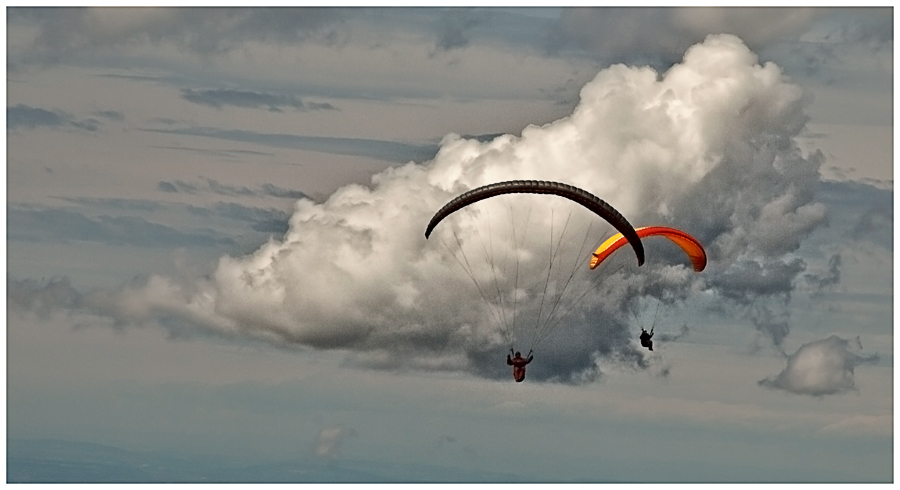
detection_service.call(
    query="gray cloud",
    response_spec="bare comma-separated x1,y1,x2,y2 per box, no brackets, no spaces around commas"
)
145,127,440,163
544,7,821,66
8,7,347,65
7,205,236,249
41,192,288,240
158,178,310,201
151,146,275,159
707,257,810,352
54,196,166,212
759,336,878,396
259,184,310,200
94,110,124,121
853,196,893,240
158,180,195,194
804,253,841,297
8,104,99,131
815,181,893,251
181,88,338,112
544,8,678,64
187,202,289,235
8,276,83,318
434,8,480,51
203,178,254,197
831,8,892,47
711,258,806,302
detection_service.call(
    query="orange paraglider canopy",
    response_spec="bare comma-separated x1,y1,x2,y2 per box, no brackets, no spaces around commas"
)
590,226,706,272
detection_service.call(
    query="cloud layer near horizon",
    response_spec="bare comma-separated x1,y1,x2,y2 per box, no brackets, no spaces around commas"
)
15,35,834,382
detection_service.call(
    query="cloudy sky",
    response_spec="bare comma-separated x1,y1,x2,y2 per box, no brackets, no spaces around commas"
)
6,6,894,483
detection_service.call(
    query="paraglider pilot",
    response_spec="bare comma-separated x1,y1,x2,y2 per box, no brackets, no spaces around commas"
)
507,349,534,382
639,327,654,351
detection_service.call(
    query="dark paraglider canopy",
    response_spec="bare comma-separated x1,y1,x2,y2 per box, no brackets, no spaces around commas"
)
425,180,645,266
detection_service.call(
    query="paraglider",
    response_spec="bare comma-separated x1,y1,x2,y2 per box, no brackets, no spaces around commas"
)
425,180,645,381
589,225,707,352
507,349,534,382
590,226,706,272
639,327,654,351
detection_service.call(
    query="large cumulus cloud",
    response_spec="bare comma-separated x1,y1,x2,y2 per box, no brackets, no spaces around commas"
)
24,35,830,382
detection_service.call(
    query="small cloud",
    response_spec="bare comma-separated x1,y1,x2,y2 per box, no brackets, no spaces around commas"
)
203,177,255,197
759,335,878,397
94,110,124,121
157,181,180,193
259,183,309,200
313,425,357,460
157,180,198,194
305,101,338,111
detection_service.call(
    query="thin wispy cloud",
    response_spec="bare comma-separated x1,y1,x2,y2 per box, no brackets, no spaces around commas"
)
7,205,236,249
158,178,309,201
145,127,440,163
8,7,348,64
181,88,338,112
8,104,100,131
94,109,124,121
151,145,275,159
54,196,166,212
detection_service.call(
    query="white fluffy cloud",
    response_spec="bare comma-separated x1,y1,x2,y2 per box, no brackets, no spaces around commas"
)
74,35,828,381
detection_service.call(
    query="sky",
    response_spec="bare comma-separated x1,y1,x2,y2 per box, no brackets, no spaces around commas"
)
5,6,895,484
